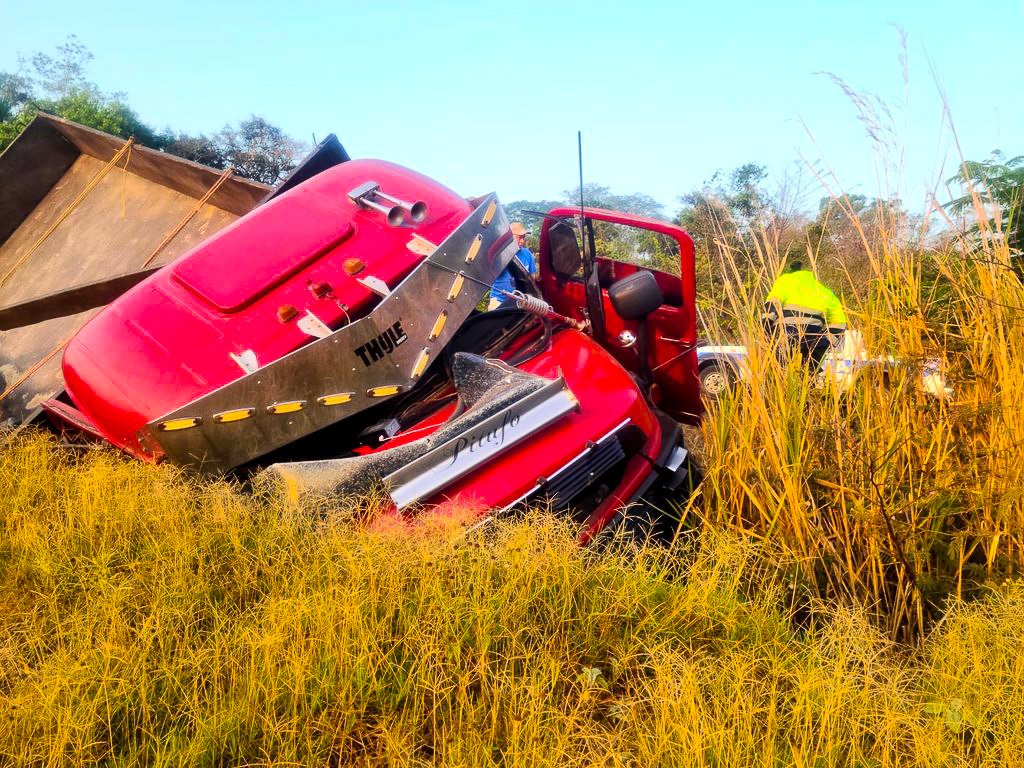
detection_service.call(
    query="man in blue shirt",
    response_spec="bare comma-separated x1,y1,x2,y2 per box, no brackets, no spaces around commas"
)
488,221,536,309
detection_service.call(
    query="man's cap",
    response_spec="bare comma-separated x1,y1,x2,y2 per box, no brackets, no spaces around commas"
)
510,221,529,236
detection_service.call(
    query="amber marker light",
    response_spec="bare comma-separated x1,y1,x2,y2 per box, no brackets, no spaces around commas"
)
429,310,448,341
212,408,255,424
411,348,431,379
447,273,465,301
343,258,365,275
481,200,497,227
465,234,483,263
317,392,354,406
267,401,306,415
367,385,402,398
158,417,202,432
310,281,332,298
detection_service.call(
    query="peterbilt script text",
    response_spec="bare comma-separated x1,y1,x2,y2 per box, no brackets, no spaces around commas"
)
446,408,522,467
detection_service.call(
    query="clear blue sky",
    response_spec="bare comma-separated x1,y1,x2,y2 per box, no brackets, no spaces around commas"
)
2,0,1020,216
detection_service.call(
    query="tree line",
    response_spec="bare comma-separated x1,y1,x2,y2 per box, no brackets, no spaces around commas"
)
3,38,1019,296
0,37,305,185
510,153,1022,305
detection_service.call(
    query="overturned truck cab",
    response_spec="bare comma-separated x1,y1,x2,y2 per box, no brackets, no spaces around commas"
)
12,131,700,539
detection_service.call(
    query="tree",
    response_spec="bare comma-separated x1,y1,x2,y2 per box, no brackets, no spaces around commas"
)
164,117,306,184
0,72,32,123
568,183,666,220
0,36,158,152
47,89,164,147
722,162,768,223
0,103,34,150
675,163,772,259
502,198,565,227
804,194,910,293
806,195,910,256
160,132,225,169
0,38,306,186
675,163,782,241
506,185,668,225
947,151,1023,258
676,189,739,251
674,164,773,309
29,35,93,99
215,116,304,185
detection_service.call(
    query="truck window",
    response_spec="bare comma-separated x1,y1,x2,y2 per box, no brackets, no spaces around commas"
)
591,220,681,277
548,218,681,280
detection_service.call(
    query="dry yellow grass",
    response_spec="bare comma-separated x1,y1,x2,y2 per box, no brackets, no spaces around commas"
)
693,182,1024,641
0,433,1023,766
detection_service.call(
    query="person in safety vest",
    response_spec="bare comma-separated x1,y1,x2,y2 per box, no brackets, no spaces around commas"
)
763,259,847,369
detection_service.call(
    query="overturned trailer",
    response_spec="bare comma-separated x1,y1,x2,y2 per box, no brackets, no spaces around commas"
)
0,116,702,539
0,113,272,425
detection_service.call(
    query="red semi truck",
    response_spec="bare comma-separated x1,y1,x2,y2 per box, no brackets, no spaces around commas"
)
4,128,702,540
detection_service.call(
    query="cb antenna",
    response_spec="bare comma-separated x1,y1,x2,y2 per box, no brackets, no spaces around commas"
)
578,131,585,218
577,130,605,340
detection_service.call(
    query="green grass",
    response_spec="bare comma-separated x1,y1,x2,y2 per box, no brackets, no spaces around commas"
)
1,434,1023,766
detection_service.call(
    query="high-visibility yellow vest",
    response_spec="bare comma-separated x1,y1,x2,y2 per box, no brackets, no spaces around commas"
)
766,269,847,326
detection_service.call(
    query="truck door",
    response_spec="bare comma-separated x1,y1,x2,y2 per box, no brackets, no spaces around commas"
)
536,208,701,424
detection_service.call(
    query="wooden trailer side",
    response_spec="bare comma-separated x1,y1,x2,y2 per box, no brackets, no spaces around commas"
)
0,114,270,426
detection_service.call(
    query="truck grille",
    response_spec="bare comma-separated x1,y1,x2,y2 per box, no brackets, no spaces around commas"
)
537,433,626,510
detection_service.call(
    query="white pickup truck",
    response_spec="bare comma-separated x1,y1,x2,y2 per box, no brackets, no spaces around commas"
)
696,329,953,401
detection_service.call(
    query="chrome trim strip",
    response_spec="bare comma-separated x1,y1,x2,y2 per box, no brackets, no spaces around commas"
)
385,377,578,510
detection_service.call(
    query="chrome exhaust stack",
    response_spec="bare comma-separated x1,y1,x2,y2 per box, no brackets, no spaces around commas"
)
374,189,429,223
347,181,428,226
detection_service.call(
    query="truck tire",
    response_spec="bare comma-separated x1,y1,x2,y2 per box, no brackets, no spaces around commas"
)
699,361,734,400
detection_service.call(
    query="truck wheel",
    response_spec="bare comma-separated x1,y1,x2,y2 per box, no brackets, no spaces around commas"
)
699,362,734,400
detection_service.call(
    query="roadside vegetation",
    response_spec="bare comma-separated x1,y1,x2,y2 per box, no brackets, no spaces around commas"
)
2,172,1023,759
1,225,1021,763
1,434,1024,766
691,163,1024,643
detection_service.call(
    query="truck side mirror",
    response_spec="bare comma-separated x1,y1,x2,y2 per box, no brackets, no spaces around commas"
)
608,270,663,321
